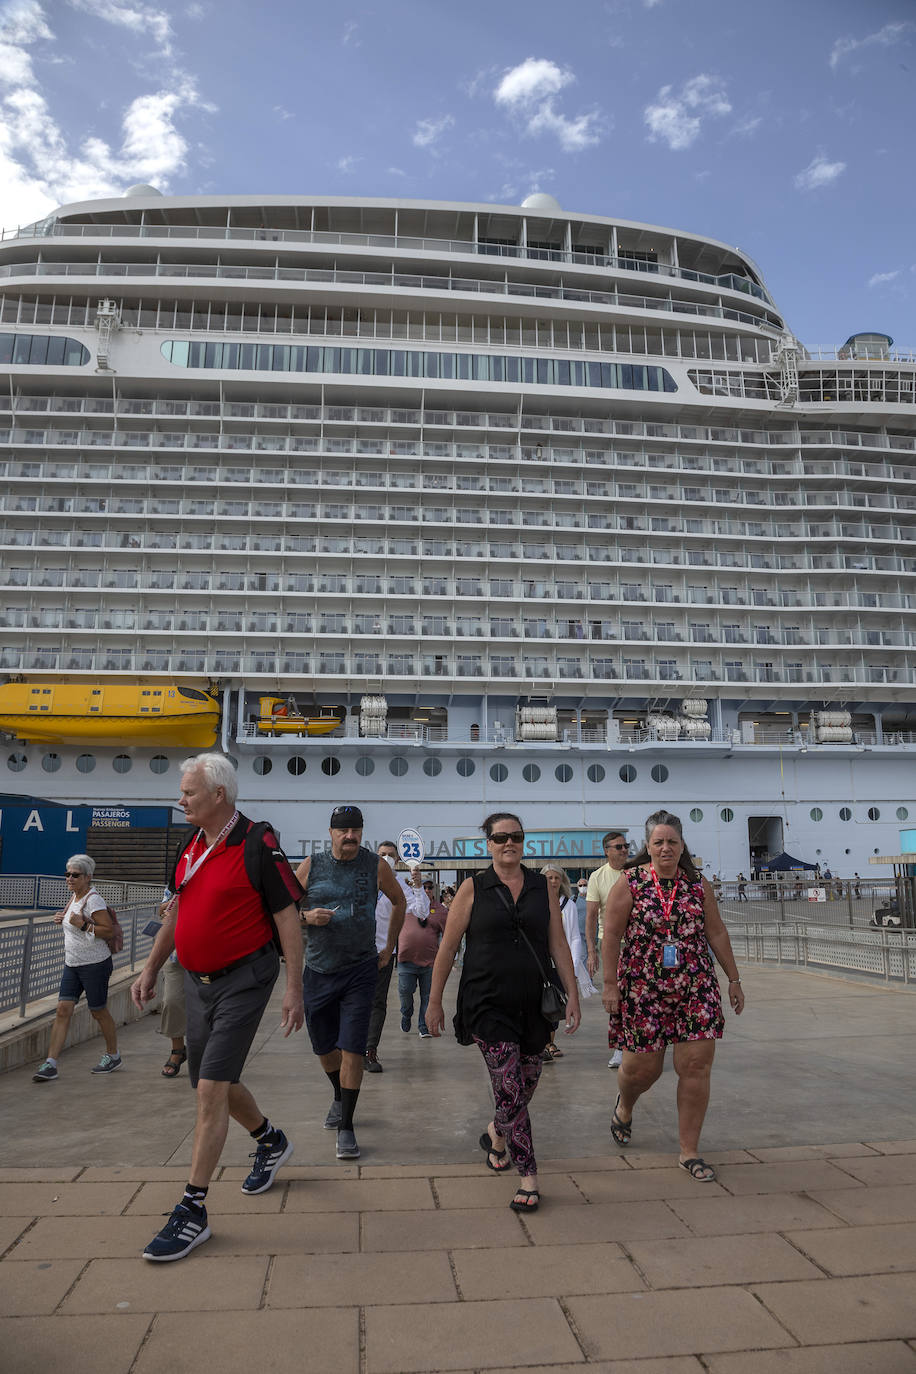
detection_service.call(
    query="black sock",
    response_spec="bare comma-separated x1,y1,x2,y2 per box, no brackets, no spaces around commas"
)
182,1183,208,1212
339,1086,360,1131
325,1068,342,1101
251,1117,277,1142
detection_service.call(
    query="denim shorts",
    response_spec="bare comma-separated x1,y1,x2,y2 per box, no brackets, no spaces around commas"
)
303,953,378,1056
184,946,280,1088
59,958,113,1011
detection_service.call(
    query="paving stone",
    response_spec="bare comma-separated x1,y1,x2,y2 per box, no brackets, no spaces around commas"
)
124,1180,284,1215
571,1166,727,1202
567,1287,792,1359
438,1363,704,1374
0,1259,84,1315
808,1184,916,1226
433,1172,585,1210
705,1343,916,1373
365,1297,583,1372
11,1216,156,1260
79,1167,195,1182
282,1177,434,1212
59,1255,269,1313
667,1191,847,1237
361,1206,527,1252
829,1154,916,1187
219,1164,359,1181
523,1200,691,1245
0,1168,82,1183
0,1182,137,1217
716,1161,865,1195
751,1274,916,1344
785,1222,916,1276
627,1232,822,1287
624,1150,756,1168
1,1313,150,1374
134,1308,359,1374
0,1217,32,1255
747,1143,880,1162
864,1140,916,1156
12,1210,359,1259
358,1163,486,1179
452,1241,645,1300
267,1250,457,1307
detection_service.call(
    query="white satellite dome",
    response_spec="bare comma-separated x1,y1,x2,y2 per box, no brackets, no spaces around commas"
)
123,183,163,198
520,192,562,213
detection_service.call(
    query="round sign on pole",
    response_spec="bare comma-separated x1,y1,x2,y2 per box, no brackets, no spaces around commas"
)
397,828,425,864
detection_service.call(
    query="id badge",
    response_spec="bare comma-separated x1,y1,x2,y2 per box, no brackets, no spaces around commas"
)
662,942,681,969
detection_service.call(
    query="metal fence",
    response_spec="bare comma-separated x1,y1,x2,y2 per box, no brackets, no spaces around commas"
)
725,919,916,984
716,879,904,930
0,875,163,912
0,906,160,1017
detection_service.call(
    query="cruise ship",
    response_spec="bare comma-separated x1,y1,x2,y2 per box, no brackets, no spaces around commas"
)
0,188,914,879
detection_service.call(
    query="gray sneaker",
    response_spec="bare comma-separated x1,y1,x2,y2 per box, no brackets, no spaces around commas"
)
32,1060,58,1083
91,1053,122,1074
336,1128,360,1160
324,1099,342,1130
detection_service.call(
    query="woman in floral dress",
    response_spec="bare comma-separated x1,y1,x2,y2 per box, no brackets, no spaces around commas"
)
602,810,745,1182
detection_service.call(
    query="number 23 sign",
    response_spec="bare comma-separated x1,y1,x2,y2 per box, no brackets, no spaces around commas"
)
397,828,425,863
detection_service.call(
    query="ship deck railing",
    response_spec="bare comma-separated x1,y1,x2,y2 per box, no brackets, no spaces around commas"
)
723,916,916,985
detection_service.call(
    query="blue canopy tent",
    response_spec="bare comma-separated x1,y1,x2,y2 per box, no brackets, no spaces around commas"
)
760,852,818,872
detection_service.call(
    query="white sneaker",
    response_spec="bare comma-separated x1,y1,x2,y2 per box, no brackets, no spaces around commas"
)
608,1050,623,1068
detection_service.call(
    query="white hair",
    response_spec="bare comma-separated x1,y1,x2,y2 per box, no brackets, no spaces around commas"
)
541,862,572,901
180,752,239,805
67,854,96,877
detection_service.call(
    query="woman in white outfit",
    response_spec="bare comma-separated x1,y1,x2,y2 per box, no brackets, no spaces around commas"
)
541,863,597,1059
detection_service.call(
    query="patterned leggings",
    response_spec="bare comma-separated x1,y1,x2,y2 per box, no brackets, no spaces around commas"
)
474,1037,543,1177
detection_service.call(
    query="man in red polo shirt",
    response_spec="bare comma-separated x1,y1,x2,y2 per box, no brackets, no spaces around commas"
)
131,753,303,1261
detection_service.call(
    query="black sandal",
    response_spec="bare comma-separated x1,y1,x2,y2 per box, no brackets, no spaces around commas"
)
610,1094,632,1146
479,1130,510,1172
679,1156,717,1182
509,1187,540,1212
161,1049,187,1079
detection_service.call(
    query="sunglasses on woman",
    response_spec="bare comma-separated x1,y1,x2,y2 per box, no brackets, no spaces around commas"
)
489,831,525,845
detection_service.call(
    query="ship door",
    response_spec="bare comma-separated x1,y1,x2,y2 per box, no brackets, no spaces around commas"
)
747,816,783,877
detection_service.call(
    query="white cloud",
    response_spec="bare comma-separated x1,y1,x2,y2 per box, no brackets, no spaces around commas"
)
67,0,174,55
829,21,913,71
387,165,407,177
336,155,360,174
644,74,731,150
342,19,359,45
412,114,455,149
867,270,901,287
0,1,52,87
493,56,603,151
273,105,293,121
793,153,846,191
731,115,762,138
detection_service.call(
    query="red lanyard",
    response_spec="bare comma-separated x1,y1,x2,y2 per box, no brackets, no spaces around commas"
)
649,866,679,940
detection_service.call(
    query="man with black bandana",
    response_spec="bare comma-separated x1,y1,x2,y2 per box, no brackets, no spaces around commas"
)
295,807,405,1159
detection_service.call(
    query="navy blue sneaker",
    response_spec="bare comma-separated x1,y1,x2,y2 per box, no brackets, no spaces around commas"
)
400,1013,411,1032
142,1202,211,1262
241,1129,293,1194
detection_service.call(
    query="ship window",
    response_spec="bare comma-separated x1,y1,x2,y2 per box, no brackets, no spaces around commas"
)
76,754,95,774
555,764,574,783
7,751,27,772
150,755,169,774
720,807,734,822
839,807,852,820
322,757,341,777
810,807,823,822
897,807,909,821
867,807,880,821
178,687,209,702
690,808,703,822
389,756,408,777
422,757,442,777
618,765,636,783
355,756,375,777
42,752,62,772
490,763,508,783
113,755,132,774
253,757,272,776
586,764,605,783
456,757,475,777
651,765,669,783
0,332,90,366
287,757,307,776
522,764,541,783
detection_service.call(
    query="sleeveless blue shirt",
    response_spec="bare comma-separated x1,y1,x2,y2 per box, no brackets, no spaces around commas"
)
305,845,379,972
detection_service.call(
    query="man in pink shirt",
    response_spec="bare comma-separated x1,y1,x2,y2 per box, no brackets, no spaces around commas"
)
398,872,448,1038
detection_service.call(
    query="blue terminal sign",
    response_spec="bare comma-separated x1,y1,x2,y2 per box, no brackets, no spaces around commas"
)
452,830,613,860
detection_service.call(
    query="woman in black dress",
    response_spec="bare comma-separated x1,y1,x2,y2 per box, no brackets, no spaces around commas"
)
426,813,581,1212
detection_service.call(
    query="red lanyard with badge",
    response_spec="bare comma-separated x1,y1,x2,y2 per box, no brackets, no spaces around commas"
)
650,865,682,968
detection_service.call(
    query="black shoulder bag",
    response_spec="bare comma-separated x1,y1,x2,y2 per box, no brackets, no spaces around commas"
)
494,885,568,1025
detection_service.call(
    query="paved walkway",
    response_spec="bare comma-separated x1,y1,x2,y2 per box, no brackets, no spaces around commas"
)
2,965,915,1372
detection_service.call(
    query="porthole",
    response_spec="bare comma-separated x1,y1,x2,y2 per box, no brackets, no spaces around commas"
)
651,764,669,783
389,756,408,777
287,756,306,776
490,762,508,782
113,754,132,774
522,763,541,783
897,806,909,821
7,751,27,772
253,756,272,776
42,752,62,773
355,756,375,777
555,763,573,783
720,807,734,822
150,755,169,774
457,757,475,777
618,764,636,783
689,807,703,823
76,753,95,774
423,757,442,777
839,806,852,821
810,807,823,822
586,764,605,784
867,806,880,821
322,757,341,776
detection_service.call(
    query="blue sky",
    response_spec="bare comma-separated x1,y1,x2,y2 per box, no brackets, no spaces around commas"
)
0,0,914,350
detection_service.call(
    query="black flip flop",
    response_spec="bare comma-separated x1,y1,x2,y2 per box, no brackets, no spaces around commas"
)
610,1094,632,1146
478,1130,510,1172
509,1187,539,1212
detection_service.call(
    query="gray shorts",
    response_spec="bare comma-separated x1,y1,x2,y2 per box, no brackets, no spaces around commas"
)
184,946,279,1088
